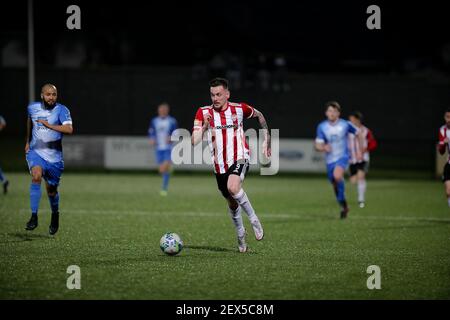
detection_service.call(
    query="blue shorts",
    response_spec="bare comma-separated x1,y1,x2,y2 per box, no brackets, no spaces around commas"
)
155,149,172,165
326,157,349,182
26,150,64,186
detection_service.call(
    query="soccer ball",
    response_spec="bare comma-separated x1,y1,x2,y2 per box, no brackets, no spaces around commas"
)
159,232,183,256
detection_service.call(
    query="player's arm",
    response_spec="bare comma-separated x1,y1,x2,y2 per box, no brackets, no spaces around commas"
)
314,125,331,152
191,114,210,146
148,120,156,146
438,129,448,155
251,108,271,157
314,141,331,152
366,129,377,152
36,120,73,134
355,130,365,160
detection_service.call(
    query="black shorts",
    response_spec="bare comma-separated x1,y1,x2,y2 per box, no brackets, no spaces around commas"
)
442,162,450,182
349,161,369,176
215,160,250,198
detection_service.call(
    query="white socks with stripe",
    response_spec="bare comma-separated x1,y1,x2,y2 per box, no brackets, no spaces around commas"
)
232,189,257,221
357,179,367,203
228,206,245,237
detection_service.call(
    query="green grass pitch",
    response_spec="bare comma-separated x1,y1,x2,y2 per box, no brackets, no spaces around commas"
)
0,172,449,299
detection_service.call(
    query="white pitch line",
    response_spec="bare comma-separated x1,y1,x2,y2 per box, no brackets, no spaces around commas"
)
16,208,450,223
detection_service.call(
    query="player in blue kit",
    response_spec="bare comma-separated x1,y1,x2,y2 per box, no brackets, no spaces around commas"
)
315,101,364,219
148,102,178,196
25,84,73,234
0,115,9,194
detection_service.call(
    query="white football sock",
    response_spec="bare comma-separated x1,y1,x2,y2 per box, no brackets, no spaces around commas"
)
228,206,245,237
447,197,450,207
357,179,366,203
232,189,257,221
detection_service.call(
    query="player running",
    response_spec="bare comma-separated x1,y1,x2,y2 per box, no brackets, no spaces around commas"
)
191,78,271,253
148,102,178,196
348,111,377,208
25,84,73,235
438,109,450,208
315,101,364,219
0,115,9,194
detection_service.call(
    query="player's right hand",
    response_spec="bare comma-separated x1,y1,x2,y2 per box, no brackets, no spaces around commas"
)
324,144,332,152
444,138,450,144
25,142,29,153
203,114,212,130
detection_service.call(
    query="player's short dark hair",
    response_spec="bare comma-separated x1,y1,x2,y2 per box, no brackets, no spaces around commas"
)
445,108,450,114
350,111,363,121
209,78,229,89
325,101,341,112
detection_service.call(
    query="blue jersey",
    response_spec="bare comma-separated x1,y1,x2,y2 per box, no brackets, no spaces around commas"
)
315,119,358,164
148,116,177,150
28,102,72,163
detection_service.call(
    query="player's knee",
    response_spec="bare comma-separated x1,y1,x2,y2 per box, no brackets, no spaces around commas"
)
227,183,240,196
31,172,42,183
47,187,57,196
333,173,343,182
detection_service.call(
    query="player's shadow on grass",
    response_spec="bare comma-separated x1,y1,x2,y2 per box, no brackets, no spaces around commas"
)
5,232,52,242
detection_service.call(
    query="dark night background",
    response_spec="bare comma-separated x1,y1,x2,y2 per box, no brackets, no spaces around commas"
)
1,0,450,172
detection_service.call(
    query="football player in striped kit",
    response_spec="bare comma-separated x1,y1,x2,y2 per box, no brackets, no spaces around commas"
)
191,78,271,253
438,109,450,207
348,111,377,208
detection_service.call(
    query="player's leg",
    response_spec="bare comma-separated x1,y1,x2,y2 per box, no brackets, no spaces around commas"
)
227,161,264,241
45,162,63,235
159,151,171,194
445,181,450,208
226,195,247,252
349,164,357,185
46,182,60,235
216,173,246,252
26,165,43,230
0,166,8,194
356,168,367,208
442,163,450,207
333,164,349,218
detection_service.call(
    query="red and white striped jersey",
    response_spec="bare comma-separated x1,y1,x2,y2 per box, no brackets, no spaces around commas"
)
438,125,450,163
193,102,254,174
348,125,377,164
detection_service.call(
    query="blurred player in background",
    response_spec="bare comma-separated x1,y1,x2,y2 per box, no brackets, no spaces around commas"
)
348,111,377,208
25,84,73,235
0,115,9,194
438,109,450,207
315,101,364,219
148,102,178,196
191,78,271,253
